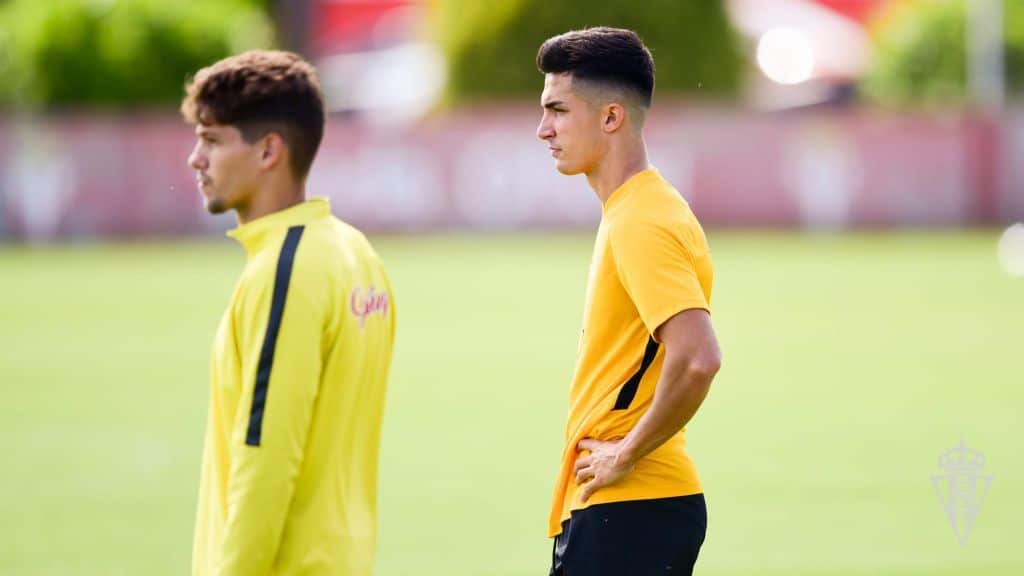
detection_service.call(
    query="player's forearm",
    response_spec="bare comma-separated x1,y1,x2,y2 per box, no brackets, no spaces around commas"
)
217,460,295,576
617,352,718,465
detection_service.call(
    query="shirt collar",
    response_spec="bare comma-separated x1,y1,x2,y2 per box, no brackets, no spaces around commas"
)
602,167,660,213
227,198,330,255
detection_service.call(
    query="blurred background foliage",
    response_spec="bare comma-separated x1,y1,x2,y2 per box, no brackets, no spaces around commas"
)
432,0,744,105
3,0,1024,110
863,0,1024,106
0,0,275,109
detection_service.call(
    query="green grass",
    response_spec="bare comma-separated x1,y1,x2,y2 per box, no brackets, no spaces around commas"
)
0,231,1021,576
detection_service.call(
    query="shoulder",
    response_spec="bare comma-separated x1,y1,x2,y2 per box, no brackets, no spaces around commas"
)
276,217,366,270
608,175,708,256
295,217,390,294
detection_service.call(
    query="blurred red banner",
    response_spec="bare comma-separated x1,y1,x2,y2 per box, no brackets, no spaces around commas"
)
0,107,1019,241
808,0,890,24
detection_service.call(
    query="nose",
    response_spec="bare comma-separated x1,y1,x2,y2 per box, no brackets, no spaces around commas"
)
537,115,554,141
188,142,206,171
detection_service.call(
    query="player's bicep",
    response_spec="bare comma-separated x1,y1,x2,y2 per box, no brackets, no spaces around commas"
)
655,308,720,372
245,288,322,450
233,279,323,459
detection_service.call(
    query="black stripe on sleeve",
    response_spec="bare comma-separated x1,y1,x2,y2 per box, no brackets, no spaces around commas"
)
246,225,306,446
612,336,660,411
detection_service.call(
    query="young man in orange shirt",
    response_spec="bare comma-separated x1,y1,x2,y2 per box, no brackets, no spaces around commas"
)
536,28,723,576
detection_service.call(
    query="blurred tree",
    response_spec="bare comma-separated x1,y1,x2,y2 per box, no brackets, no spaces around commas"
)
0,0,275,109
432,0,744,104
862,0,1024,107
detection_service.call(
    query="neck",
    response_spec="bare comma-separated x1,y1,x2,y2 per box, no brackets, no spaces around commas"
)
586,135,650,204
236,177,306,225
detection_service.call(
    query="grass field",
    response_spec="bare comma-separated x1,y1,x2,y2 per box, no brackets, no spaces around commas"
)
1,231,1021,576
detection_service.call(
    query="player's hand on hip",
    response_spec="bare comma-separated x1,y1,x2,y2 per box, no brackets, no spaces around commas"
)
573,437,635,502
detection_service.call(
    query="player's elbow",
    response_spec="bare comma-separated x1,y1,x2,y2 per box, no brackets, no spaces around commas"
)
685,348,721,384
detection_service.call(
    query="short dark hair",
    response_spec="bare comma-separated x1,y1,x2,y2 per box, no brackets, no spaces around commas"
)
536,27,655,108
181,50,325,180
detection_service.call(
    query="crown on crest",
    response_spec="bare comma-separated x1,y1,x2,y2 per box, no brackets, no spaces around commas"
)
938,440,985,473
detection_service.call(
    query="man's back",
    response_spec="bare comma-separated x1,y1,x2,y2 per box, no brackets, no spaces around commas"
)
194,198,395,576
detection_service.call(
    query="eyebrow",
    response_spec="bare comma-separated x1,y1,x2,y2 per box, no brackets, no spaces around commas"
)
543,100,566,110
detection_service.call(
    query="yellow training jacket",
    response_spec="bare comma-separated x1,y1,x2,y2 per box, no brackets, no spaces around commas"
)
193,198,395,576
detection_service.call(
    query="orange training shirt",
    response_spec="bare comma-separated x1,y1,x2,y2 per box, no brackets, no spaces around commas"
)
549,168,713,537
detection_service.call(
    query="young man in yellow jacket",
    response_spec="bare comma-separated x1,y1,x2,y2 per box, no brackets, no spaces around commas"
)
182,50,395,576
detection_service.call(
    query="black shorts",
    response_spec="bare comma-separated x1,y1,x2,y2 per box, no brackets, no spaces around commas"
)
549,494,707,576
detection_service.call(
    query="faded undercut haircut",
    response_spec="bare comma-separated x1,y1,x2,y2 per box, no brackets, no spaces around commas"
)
536,27,655,121
181,50,326,180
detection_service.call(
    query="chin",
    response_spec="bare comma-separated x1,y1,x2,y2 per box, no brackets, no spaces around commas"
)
205,198,228,214
555,161,584,176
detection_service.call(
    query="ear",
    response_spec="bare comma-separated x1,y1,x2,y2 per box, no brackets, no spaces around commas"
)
258,132,287,172
601,102,626,134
